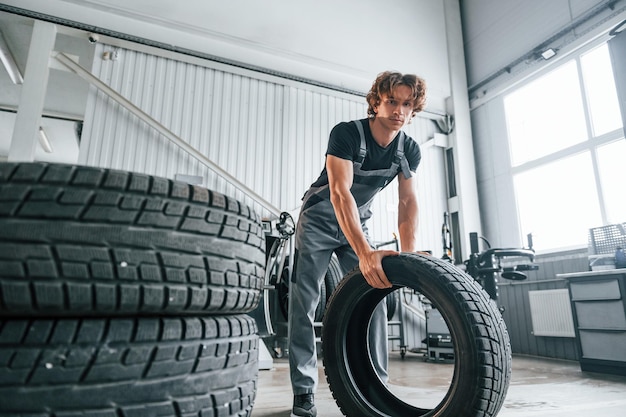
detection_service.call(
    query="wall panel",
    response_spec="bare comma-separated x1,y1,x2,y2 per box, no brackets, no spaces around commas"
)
79,43,447,248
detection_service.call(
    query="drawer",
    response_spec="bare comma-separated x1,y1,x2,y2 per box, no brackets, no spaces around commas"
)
570,279,621,301
579,330,626,362
574,300,626,329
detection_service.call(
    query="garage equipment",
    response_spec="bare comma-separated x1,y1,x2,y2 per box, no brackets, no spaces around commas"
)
426,307,454,361
465,232,538,307
248,212,295,358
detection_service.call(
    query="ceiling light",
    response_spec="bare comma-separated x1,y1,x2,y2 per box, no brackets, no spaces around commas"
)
541,48,557,60
0,30,23,84
38,127,53,153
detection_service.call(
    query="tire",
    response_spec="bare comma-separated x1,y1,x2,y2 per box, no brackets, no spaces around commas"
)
277,264,291,320
0,314,258,416
315,276,327,322
322,253,511,417
276,266,327,323
385,289,399,320
277,254,339,323
324,256,398,321
0,162,265,317
324,254,343,298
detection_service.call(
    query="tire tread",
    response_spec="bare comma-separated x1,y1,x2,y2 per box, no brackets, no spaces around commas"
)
0,163,265,317
0,315,258,416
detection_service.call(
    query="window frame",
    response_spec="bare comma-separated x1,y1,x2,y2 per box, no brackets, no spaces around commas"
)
505,39,625,252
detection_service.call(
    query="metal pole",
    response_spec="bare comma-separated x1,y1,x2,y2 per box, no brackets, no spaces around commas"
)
9,21,56,161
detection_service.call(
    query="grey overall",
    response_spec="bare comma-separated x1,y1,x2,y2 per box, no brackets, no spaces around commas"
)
289,120,412,395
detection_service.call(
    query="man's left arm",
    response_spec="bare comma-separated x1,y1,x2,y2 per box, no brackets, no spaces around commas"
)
397,172,419,252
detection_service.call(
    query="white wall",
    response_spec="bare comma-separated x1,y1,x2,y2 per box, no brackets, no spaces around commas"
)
471,97,521,248
2,0,451,107
80,43,449,252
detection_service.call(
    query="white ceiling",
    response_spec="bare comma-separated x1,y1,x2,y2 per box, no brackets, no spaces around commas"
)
2,0,625,118
462,0,603,84
0,0,451,97
460,0,626,99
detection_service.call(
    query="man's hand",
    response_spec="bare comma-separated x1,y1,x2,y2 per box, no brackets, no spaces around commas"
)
359,249,399,289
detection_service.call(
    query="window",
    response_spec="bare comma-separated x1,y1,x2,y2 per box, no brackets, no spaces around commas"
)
596,139,626,224
580,44,623,137
505,61,587,166
513,153,602,250
505,42,624,251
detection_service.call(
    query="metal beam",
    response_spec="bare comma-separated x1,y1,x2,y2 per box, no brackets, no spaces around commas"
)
8,21,56,161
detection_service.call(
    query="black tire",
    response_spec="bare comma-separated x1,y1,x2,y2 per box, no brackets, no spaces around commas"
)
277,255,338,322
315,276,327,322
0,162,265,317
324,254,343,298
322,253,511,417
277,264,291,320
0,314,258,416
276,266,326,323
385,289,399,320
324,256,398,321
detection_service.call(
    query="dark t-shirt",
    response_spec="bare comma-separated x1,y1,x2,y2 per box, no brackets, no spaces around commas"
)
309,118,421,188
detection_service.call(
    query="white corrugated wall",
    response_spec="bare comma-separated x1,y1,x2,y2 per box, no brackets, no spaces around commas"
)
79,43,448,253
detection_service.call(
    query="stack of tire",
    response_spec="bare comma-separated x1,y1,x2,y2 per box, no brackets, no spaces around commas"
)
0,162,266,417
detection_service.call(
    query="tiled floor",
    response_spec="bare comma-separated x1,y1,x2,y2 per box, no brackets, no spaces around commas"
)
251,352,626,416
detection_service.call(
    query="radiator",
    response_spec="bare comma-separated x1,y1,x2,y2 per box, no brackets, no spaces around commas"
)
528,289,576,337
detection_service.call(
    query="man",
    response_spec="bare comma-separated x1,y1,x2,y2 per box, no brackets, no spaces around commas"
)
288,71,427,417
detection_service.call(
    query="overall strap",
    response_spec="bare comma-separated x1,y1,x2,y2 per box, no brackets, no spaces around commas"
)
353,119,411,178
395,132,412,179
353,120,367,163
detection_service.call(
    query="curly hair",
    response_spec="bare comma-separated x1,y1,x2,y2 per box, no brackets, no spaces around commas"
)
366,71,427,118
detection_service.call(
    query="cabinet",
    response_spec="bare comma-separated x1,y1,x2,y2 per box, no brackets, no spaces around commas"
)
560,270,626,376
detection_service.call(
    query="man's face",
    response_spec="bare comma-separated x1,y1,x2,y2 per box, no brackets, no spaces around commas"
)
373,85,415,129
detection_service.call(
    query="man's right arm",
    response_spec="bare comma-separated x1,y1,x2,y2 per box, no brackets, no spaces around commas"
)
326,154,397,289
